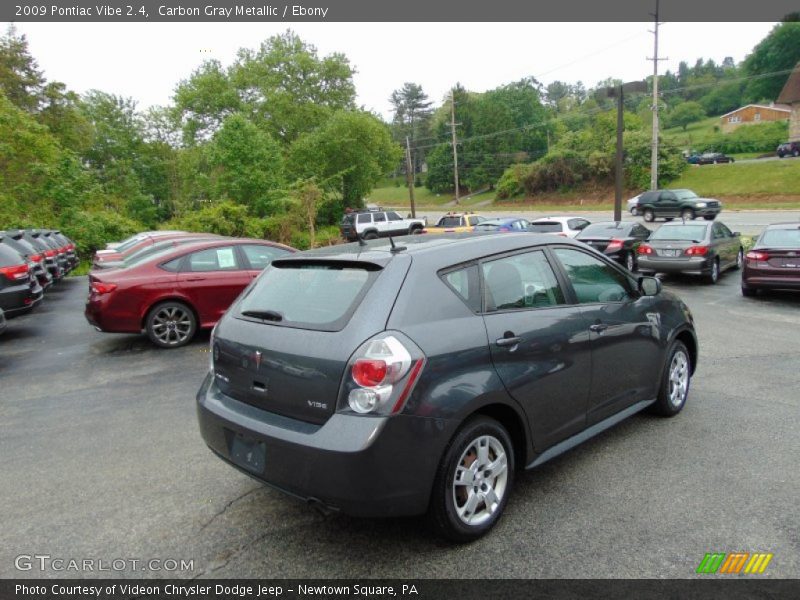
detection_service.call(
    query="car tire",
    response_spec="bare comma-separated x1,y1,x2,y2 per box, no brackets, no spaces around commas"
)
630,207,639,216
680,208,695,221
428,416,515,543
363,231,378,240
703,215,716,221
733,248,744,270
706,258,720,284
665,217,674,222
649,340,692,417
409,226,423,235
793,149,799,158
625,252,636,272
643,209,655,223
741,285,758,297
145,301,197,348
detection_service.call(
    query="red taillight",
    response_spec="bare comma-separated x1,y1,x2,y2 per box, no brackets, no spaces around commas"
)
607,238,624,251
638,244,654,255
30,254,42,262
746,251,769,261
390,358,426,414
685,246,709,256
91,282,118,295
67,244,75,251
44,249,57,258
0,263,30,281
352,359,388,388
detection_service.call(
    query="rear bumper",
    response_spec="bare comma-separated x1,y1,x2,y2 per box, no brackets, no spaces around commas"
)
84,294,141,333
0,285,43,317
196,373,453,518
742,274,800,290
637,256,712,275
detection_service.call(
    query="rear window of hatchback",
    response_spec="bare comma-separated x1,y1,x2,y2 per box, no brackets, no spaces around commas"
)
235,261,381,331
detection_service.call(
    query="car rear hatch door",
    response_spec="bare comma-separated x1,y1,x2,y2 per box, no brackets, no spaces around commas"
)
212,254,410,425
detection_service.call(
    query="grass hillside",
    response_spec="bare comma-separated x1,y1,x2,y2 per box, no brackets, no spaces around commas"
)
669,159,800,197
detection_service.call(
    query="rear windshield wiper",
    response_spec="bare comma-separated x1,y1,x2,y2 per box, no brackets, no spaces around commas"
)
241,309,283,322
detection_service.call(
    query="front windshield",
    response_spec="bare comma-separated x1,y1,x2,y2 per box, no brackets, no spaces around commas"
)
649,225,708,241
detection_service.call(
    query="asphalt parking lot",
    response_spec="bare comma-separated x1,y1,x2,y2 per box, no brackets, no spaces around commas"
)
1,254,799,579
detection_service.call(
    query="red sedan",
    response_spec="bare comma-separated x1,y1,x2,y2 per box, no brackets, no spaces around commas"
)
85,238,295,348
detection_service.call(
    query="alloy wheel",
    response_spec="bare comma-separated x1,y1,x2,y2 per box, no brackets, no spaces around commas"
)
668,350,690,409
151,306,193,346
625,252,635,272
451,435,509,526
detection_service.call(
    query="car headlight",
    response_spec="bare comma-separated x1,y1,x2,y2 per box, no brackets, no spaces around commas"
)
695,202,707,208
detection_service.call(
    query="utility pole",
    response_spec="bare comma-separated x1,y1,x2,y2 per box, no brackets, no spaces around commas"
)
648,0,667,190
450,88,460,205
615,85,624,222
405,136,416,218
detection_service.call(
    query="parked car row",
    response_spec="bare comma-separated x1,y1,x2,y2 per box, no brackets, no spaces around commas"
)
0,228,78,332
85,232,295,348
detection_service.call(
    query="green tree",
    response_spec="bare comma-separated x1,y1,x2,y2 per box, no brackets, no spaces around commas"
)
742,20,800,102
208,113,285,215
389,82,433,173
666,101,706,130
288,110,401,207
173,59,241,144
0,26,44,113
230,31,356,145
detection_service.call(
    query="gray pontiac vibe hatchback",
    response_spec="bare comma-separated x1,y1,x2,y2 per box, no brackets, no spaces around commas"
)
196,233,697,541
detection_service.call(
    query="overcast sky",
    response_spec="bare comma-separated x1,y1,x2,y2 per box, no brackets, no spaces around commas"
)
7,22,777,119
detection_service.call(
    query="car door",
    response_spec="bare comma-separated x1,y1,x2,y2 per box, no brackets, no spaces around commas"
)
711,222,737,268
177,245,251,325
372,212,389,236
385,211,406,234
481,249,593,450
550,247,663,425
659,191,679,217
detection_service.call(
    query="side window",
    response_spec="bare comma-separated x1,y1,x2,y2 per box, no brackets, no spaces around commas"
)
387,211,402,221
569,219,590,231
711,224,724,240
357,213,371,224
160,257,183,272
440,264,481,313
469,216,486,226
482,251,565,312
373,212,387,223
187,246,240,272
660,191,676,202
719,223,733,237
635,225,651,239
553,248,631,304
240,244,290,270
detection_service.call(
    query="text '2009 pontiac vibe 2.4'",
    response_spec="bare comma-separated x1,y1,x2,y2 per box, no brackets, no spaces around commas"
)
196,233,697,541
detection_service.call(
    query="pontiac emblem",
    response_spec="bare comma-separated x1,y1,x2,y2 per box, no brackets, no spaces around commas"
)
254,351,262,369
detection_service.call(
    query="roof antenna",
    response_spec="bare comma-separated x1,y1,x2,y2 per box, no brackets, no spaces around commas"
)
388,234,406,254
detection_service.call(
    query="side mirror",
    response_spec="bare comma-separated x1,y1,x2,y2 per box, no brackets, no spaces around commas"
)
638,276,661,297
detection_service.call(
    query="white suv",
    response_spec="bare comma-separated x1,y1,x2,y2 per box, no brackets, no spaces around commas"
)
340,209,426,241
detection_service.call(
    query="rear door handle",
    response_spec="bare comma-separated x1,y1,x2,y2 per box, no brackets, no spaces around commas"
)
589,323,608,333
185,277,205,282
496,336,524,347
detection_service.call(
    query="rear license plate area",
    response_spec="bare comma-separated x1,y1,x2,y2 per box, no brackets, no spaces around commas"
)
661,249,680,257
781,259,798,268
229,433,266,474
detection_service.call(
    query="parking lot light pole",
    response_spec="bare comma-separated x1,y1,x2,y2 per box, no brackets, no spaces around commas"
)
604,81,648,222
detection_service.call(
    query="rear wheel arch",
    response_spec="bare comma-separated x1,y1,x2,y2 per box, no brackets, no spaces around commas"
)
468,402,530,470
141,296,199,330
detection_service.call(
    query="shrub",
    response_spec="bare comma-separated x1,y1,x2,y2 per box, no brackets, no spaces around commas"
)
59,210,143,260
496,164,528,199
